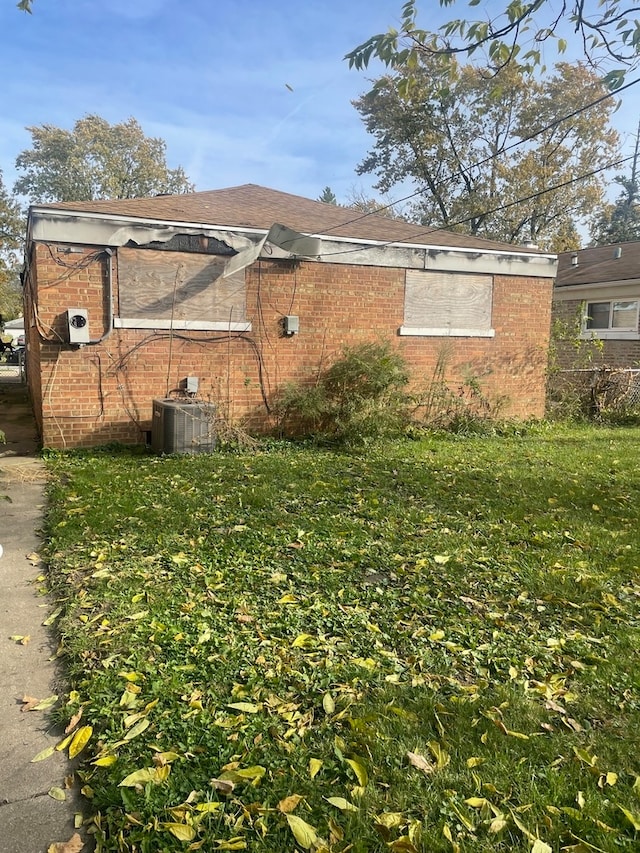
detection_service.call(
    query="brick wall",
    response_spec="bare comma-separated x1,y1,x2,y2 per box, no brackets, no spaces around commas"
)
28,242,553,448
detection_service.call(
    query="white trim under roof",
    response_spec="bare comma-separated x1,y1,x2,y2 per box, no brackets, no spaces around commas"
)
28,208,558,278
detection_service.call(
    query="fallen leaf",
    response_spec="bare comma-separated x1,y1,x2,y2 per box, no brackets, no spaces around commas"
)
47,833,84,853
345,757,368,786
407,751,434,775
308,758,322,779
210,777,235,795
10,634,30,645
278,794,304,813
163,823,196,841
618,805,640,831
20,695,40,712
31,745,55,762
325,796,358,812
65,709,83,733
119,766,169,787
227,702,259,714
34,695,59,711
322,693,335,715
48,787,66,801
285,814,321,849
69,726,93,759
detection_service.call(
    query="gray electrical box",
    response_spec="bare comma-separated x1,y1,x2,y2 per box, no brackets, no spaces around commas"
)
284,315,299,336
67,308,90,344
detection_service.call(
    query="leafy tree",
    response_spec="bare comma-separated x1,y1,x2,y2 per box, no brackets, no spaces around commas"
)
345,186,406,220
14,115,194,203
353,59,619,249
318,186,338,205
591,119,640,245
0,171,25,321
346,0,640,91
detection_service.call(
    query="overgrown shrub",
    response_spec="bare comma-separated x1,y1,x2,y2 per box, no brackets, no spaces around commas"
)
275,340,512,443
274,341,411,443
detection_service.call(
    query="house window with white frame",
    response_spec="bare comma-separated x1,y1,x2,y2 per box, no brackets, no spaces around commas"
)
584,300,639,335
399,270,495,337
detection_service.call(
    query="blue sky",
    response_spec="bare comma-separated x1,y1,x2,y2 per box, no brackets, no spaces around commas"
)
1,0,638,207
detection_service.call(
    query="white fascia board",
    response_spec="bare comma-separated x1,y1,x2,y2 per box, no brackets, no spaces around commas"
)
29,208,557,277
554,280,640,301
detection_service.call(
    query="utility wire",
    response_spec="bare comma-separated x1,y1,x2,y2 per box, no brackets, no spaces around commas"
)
280,75,640,244
314,153,635,259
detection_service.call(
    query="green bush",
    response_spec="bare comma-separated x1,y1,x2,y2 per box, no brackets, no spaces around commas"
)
274,340,410,443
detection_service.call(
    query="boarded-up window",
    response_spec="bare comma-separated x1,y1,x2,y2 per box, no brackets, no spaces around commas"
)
115,248,248,330
400,270,494,337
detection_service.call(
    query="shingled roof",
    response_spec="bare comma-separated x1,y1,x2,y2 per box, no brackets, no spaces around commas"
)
34,183,542,255
556,241,640,287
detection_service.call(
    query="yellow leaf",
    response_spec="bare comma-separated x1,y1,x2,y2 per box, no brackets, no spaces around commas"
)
429,630,445,641
93,755,117,767
466,757,484,768
119,766,169,787
163,823,196,841
619,805,640,831
227,702,259,714
465,797,488,808
434,554,450,564
31,745,55,762
34,695,59,710
278,794,304,813
375,812,405,829
124,719,151,740
345,757,368,787
292,633,315,648
278,593,298,604
285,814,320,849
428,741,450,770
325,796,358,812
309,758,323,779
48,787,66,801
531,841,552,853
195,802,222,813
69,726,93,759
10,634,30,645
322,693,335,715
55,734,73,752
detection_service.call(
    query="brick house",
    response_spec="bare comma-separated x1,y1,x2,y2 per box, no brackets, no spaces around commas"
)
23,184,557,449
553,241,640,368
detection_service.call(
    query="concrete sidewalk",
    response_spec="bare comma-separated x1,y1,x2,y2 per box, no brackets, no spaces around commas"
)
0,382,85,853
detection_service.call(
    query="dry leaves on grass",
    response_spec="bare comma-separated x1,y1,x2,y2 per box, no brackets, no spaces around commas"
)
47,833,84,853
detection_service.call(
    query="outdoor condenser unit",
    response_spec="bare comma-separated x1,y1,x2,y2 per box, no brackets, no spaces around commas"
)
151,399,216,455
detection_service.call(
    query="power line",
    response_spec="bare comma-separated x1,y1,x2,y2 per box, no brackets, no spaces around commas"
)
293,75,640,241
314,153,635,259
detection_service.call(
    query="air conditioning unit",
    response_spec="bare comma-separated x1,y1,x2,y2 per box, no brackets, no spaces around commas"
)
151,399,216,454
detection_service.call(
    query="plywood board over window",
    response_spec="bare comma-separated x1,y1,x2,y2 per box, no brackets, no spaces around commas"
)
400,270,495,337
114,248,250,331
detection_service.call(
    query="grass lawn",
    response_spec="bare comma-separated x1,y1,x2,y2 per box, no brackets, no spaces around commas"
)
41,423,640,852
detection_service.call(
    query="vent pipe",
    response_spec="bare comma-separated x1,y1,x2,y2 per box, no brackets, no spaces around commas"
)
571,253,578,266
614,247,622,259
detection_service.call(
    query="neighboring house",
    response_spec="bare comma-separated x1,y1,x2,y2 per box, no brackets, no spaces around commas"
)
553,241,640,369
2,316,25,346
23,184,557,449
